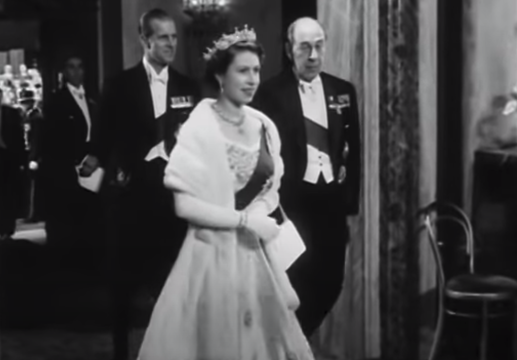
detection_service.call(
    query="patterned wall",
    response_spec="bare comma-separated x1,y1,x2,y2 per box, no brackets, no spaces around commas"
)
378,1,421,359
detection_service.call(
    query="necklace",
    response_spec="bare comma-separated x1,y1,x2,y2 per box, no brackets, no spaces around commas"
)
212,104,246,129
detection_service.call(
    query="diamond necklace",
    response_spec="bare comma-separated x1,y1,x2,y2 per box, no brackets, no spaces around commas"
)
212,104,246,128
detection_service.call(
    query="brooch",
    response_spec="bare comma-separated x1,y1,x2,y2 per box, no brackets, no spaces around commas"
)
328,94,350,115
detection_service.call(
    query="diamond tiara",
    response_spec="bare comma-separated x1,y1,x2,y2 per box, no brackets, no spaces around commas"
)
203,25,257,61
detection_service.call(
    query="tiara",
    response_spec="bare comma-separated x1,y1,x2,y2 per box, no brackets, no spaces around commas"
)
203,25,256,61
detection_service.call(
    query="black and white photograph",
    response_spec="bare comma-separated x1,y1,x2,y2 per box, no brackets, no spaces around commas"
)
0,0,517,359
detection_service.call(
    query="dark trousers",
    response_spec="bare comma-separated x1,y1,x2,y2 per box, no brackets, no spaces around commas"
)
0,148,22,236
44,174,104,270
286,178,349,337
107,158,187,360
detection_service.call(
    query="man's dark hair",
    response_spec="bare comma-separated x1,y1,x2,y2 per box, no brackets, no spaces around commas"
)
60,51,83,70
138,8,173,38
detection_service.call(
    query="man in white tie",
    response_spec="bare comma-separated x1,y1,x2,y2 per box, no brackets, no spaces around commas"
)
80,8,200,360
253,17,361,338
40,53,103,270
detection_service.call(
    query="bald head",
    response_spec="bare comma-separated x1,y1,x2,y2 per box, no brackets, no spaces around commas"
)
287,17,326,47
286,17,326,82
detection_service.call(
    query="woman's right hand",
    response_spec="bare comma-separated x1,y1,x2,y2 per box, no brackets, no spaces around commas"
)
245,213,280,242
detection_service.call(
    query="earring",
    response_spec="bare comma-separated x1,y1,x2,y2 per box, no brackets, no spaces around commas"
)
219,83,224,93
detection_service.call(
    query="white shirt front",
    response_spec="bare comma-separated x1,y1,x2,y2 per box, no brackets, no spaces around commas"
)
298,76,334,184
142,56,169,161
67,83,92,142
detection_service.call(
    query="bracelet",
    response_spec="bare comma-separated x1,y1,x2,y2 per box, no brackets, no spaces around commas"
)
242,211,248,228
237,211,248,229
237,211,244,228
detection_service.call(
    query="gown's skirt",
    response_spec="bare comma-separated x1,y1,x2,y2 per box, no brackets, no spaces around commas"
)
137,226,314,360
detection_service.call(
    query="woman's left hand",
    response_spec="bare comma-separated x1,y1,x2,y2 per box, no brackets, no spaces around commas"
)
245,213,280,242
245,199,269,217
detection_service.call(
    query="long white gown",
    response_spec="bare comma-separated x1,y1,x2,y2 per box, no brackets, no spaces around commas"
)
137,101,314,360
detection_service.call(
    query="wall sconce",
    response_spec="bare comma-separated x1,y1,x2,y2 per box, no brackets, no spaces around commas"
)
183,0,231,81
183,0,230,33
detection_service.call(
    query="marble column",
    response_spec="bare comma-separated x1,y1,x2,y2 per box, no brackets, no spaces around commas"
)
378,0,421,359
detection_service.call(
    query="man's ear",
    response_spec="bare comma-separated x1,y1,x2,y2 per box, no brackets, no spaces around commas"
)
284,42,293,61
140,34,151,49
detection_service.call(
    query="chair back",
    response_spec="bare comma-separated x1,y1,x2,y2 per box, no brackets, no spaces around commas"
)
418,201,475,275
417,201,474,360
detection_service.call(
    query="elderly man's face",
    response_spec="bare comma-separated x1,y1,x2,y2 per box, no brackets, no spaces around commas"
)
290,19,326,82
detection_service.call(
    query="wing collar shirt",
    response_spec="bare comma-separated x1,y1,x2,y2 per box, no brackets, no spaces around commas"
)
298,75,334,184
67,82,92,142
143,56,169,161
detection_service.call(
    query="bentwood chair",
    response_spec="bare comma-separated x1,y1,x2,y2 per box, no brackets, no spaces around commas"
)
418,201,517,360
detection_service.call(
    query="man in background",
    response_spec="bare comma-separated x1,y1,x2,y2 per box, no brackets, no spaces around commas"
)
81,8,200,360
40,53,103,270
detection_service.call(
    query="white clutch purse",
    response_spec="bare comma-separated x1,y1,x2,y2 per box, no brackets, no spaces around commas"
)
262,206,305,310
264,206,306,272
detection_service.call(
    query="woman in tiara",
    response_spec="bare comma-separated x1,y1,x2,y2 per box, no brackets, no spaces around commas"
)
137,26,314,360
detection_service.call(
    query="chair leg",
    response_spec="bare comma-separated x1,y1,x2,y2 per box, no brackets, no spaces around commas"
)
513,300,517,360
480,300,488,360
428,305,445,360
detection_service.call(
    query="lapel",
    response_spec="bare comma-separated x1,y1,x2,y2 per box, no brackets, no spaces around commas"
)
62,86,84,119
280,69,306,157
85,96,96,127
133,62,155,125
321,73,342,166
61,86,90,137
64,85,97,123
166,67,180,105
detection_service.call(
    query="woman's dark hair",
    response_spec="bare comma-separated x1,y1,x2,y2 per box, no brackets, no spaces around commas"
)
204,41,265,90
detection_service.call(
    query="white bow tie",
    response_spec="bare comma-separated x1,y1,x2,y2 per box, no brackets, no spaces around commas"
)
299,81,318,95
150,72,168,85
299,76,321,94
70,86,85,99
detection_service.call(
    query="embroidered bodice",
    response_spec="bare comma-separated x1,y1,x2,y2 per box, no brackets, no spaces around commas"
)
224,127,275,211
226,139,261,192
